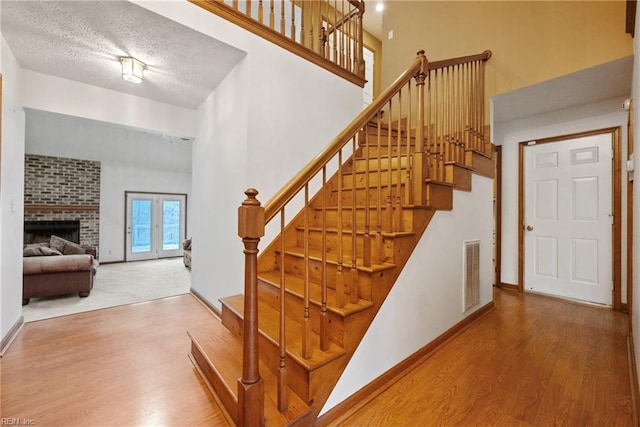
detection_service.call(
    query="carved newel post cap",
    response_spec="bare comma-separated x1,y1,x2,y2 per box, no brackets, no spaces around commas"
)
238,188,265,239
416,49,425,57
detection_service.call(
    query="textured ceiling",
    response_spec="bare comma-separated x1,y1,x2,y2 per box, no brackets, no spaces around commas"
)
1,1,246,109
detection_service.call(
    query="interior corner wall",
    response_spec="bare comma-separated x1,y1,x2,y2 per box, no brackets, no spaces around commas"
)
140,1,362,309
495,97,629,290
0,36,26,342
323,174,494,414
632,1,640,391
192,58,249,308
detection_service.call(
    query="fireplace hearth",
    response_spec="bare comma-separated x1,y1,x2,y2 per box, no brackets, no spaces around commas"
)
24,220,80,245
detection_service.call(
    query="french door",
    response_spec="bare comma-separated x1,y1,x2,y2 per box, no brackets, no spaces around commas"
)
125,192,186,261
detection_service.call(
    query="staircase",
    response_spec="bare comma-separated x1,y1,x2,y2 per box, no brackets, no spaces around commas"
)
188,49,494,426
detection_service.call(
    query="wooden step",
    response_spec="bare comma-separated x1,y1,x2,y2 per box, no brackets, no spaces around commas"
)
424,180,454,210
188,320,313,426
445,162,473,191
311,205,416,231
258,270,373,347
294,226,415,261
220,295,347,403
465,148,495,178
351,155,409,173
341,167,409,189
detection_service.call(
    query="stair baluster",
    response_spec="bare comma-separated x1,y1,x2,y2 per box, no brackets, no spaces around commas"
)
303,184,312,359
412,52,427,205
278,207,287,412
363,128,372,267
320,166,329,351
394,91,403,232
336,149,346,308
349,137,359,304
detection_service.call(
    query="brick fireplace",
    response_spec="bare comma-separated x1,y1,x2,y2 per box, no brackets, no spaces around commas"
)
24,154,100,252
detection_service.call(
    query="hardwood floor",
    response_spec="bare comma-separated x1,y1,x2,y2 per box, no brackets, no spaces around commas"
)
1,289,635,426
1,295,229,426
331,289,634,426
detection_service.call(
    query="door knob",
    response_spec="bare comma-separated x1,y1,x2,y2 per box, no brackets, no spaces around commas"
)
526,225,534,231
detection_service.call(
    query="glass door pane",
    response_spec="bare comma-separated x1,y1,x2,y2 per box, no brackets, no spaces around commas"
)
132,199,153,253
159,196,186,258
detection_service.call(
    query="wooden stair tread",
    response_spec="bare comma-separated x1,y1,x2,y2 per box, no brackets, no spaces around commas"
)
465,147,493,159
221,295,347,372
275,246,397,273
258,269,374,317
294,225,415,239
188,321,312,426
445,160,475,170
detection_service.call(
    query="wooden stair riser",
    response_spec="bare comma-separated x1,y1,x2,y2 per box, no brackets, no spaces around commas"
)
445,163,473,191
328,183,407,207
465,149,495,178
274,252,375,301
351,155,410,173
361,145,414,159
311,206,415,231
257,279,347,347
293,227,414,265
424,182,454,210
340,168,409,189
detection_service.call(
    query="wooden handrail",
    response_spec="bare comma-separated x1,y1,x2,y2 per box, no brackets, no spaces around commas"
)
264,52,426,223
326,7,360,37
429,50,492,71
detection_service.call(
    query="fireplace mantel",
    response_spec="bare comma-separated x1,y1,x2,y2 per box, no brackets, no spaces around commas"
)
25,204,99,212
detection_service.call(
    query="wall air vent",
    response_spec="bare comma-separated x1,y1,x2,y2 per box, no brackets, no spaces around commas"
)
463,240,480,312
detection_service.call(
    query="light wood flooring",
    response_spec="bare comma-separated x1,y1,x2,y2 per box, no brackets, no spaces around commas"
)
1,290,635,426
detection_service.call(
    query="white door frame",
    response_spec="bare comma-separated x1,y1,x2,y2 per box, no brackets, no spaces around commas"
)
518,127,622,309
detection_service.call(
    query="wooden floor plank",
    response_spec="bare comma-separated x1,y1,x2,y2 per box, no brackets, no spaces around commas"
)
2,289,634,426
1,295,230,426
331,289,633,426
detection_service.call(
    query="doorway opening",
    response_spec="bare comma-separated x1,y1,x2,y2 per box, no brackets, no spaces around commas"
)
125,192,187,262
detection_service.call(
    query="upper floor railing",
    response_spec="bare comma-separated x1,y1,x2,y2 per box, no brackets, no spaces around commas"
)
190,0,366,87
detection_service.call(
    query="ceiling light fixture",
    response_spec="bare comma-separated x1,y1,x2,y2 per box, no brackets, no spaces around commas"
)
375,2,384,12
120,56,145,84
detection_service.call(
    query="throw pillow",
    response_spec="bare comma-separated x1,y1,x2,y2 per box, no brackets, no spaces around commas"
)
50,235,85,255
40,247,63,256
23,247,43,257
49,235,67,253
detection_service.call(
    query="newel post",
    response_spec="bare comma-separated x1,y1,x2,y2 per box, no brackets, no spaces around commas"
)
237,188,265,427
412,50,428,205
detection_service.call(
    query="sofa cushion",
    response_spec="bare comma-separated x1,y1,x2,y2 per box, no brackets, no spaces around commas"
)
23,254,95,275
23,246,62,257
50,235,86,255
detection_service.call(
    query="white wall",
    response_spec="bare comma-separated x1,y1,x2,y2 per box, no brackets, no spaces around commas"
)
0,36,26,342
324,174,494,413
24,110,192,262
137,1,363,307
21,70,197,139
495,97,629,295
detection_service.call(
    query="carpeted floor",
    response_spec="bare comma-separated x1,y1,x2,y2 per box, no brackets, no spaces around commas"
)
22,257,191,322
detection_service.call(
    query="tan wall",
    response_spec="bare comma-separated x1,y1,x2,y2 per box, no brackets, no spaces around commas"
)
381,1,633,98
363,30,382,98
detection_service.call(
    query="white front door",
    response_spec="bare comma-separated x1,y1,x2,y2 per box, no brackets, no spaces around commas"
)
126,193,186,261
524,133,613,305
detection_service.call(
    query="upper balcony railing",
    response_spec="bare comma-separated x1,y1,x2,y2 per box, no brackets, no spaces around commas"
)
190,0,366,87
